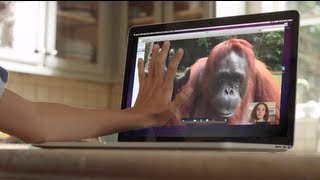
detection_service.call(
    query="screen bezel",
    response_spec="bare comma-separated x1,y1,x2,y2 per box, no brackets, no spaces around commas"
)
118,10,300,146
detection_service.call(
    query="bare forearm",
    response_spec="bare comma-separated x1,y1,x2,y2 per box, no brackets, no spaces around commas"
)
0,89,41,143
34,102,143,142
0,89,142,143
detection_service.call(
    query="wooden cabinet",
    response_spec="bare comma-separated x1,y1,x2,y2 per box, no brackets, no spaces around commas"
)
0,1,110,83
0,2,216,83
128,1,162,27
127,1,216,28
173,2,204,21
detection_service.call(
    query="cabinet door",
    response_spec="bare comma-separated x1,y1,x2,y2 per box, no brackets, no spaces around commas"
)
45,1,108,82
0,1,45,66
128,1,163,28
163,1,215,22
127,2,214,28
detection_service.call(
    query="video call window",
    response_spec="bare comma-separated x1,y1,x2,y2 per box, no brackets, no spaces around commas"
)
132,23,286,127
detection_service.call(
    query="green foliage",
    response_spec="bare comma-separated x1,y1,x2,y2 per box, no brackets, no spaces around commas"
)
242,32,284,71
196,37,226,55
195,32,285,71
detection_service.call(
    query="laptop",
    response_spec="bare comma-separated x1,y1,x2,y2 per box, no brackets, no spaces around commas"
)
35,10,300,151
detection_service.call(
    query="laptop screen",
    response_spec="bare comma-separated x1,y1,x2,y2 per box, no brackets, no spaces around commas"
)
119,10,299,145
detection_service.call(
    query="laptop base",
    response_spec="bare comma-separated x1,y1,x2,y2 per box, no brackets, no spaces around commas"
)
33,141,290,152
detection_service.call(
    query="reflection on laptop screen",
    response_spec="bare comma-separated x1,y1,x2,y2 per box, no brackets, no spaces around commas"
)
120,11,299,144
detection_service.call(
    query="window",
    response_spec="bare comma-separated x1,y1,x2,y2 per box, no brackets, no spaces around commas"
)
216,1,246,17
260,1,320,152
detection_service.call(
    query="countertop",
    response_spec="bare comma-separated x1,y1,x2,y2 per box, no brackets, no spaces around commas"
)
0,144,320,180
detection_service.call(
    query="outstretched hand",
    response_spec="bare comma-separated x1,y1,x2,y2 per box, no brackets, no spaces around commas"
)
131,41,192,128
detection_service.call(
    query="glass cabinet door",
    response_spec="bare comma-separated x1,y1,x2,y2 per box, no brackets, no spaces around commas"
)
162,1,213,23
45,1,103,74
128,1,162,28
56,1,98,64
173,1,205,21
127,2,211,29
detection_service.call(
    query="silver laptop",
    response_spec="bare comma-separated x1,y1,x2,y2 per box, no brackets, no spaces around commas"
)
35,10,300,151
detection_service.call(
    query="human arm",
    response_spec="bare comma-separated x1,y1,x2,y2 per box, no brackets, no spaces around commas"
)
0,41,192,143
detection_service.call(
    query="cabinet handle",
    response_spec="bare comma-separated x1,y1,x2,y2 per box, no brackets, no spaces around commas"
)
34,48,45,54
34,49,58,56
45,50,58,56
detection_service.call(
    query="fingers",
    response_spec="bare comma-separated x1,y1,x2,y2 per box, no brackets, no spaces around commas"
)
148,43,160,79
169,86,193,114
154,41,170,80
148,41,171,81
165,48,184,84
158,41,170,59
137,58,146,90
146,40,184,89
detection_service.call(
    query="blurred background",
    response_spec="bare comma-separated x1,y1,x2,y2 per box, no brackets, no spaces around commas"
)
0,1,319,153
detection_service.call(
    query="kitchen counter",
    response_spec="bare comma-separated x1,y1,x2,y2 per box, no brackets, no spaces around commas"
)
0,144,320,180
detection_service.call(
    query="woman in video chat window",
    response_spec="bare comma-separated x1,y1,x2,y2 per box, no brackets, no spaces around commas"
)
249,102,270,124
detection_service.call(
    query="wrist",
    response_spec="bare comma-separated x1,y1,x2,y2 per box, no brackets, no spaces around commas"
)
123,107,156,130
